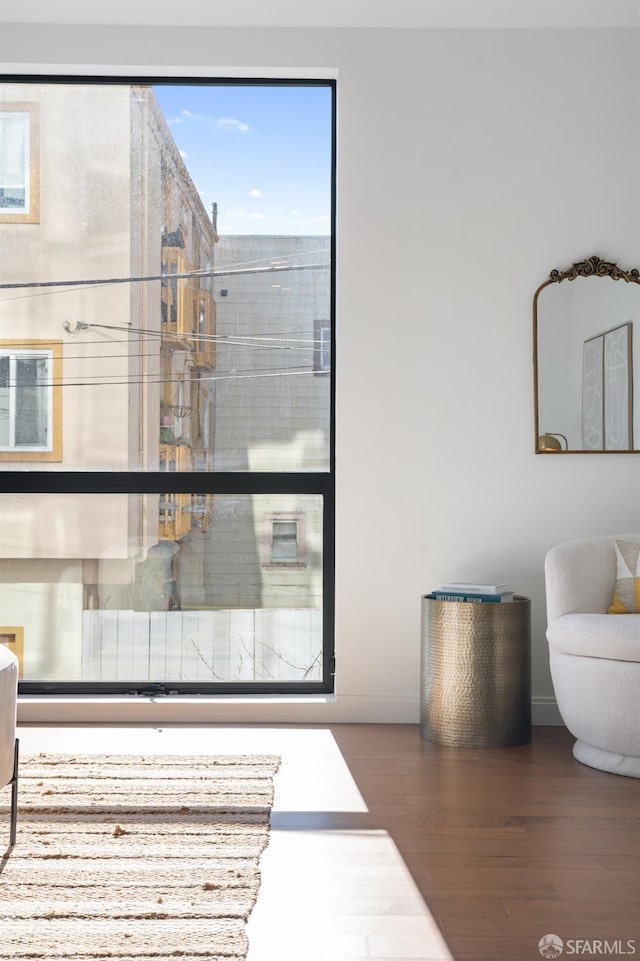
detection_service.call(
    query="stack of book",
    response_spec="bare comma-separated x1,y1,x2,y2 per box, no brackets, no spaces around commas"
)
429,582,514,603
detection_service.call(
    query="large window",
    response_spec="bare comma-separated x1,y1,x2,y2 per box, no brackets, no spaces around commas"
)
0,77,335,695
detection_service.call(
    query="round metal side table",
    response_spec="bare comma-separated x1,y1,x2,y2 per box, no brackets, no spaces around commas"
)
420,595,531,747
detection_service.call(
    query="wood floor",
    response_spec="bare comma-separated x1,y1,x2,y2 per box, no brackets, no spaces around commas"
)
326,724,640,961
12,723,640,961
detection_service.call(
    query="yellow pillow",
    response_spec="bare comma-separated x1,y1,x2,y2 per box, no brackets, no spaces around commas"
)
608,540,640,613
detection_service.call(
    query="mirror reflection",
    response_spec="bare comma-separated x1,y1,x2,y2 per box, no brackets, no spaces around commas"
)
534,256,640,452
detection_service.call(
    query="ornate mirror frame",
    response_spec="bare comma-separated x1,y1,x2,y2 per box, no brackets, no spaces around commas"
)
534,255,640,454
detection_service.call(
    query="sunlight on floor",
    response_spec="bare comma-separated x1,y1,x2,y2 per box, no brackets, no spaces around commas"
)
17,725,369,813
248,828,454,961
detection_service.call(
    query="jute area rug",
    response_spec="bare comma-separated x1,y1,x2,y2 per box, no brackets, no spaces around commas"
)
0,752,280,961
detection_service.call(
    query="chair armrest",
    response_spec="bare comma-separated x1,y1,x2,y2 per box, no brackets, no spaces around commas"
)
544,534,639,620
0,647,18,789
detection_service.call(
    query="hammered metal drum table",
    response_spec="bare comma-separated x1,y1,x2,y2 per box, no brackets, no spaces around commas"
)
420,595,531,747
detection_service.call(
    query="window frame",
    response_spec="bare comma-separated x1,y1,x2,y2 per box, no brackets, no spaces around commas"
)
263,511,307,568
0,101,40,224
0,339,62,461
0,73,336,698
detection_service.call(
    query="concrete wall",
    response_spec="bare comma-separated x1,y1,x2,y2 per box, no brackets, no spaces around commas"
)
213,235,330,471
4,22,640,724
179,493,324,610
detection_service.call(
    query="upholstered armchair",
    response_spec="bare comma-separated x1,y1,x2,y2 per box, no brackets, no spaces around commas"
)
0,645,19,845
545,533,640,777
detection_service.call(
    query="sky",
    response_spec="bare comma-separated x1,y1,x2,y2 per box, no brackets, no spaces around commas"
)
152,82,333,236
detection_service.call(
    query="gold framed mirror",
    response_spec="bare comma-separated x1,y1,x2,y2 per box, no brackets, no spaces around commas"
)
534,256,640,453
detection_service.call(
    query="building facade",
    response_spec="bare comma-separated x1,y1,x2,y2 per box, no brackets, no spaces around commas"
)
0,81,217,679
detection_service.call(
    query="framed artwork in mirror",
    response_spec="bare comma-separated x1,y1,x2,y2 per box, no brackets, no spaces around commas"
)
604,323,633,450
582,323,632,450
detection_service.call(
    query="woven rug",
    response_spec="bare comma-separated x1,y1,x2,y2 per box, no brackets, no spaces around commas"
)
0,752,280,961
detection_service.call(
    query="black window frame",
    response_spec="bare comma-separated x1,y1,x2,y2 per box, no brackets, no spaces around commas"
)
0,73,336,698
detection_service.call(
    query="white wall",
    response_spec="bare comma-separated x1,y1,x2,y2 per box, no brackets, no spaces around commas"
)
5,22,640,725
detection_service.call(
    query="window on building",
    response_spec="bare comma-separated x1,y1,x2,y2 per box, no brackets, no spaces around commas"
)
0,103,39,223
0,342,62,460
273,521,299,562
264,513,306,566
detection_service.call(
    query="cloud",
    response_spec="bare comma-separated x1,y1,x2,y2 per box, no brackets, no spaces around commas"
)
165,116,183,126
248,213,268,220
179,150,189,160
289,209,300,216
177,110,249,133
217,117,249,133
312,215,331,224
248,188,264,200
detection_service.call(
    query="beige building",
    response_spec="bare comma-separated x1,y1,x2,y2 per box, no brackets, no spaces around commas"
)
0,81,217,679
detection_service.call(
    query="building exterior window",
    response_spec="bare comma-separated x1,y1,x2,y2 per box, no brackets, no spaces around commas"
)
264,513,306,567
0,341,62,461
0,103,39,223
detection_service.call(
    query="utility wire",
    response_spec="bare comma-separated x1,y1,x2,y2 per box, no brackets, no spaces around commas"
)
212,246,330,271
55,343,317,361
0,333,323,350
70,322,323,347
0,249,330,302
2,367,320,390
0,262,330,292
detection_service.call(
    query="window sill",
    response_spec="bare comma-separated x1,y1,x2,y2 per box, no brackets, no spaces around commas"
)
262,562,308,569
17,692,338,725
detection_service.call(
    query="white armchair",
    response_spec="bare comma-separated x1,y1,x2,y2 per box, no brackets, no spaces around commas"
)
0,645,19,845
545,533,640,777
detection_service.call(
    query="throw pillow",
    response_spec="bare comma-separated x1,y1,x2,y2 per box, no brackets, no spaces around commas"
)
608,540,640,614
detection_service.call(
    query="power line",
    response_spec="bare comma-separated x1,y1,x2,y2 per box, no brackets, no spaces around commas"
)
0,262,330,292
70,321,322,347
0,332,324,351
0,345,317,365
0,249,331,302
213,246,330,272
0,366,322,390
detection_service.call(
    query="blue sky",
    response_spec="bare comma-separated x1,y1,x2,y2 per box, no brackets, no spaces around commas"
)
153,83,333,236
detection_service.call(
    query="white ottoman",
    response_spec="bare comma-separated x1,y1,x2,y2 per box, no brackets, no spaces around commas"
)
0,645,18,846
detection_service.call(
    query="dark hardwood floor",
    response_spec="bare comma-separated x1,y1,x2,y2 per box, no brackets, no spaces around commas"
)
327,724,640,961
